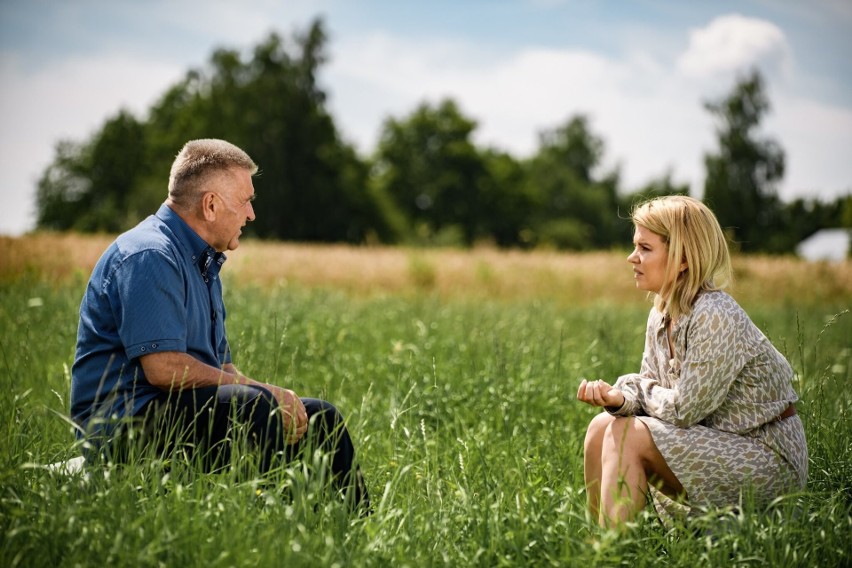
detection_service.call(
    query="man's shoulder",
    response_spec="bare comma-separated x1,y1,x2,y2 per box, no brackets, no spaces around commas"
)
112,215,179,260
87,217,182,285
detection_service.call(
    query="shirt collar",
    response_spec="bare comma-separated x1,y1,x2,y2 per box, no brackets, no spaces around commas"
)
155,203,227,276
654,301,699,336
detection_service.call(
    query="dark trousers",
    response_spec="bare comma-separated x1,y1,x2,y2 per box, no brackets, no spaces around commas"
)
113,384,369,510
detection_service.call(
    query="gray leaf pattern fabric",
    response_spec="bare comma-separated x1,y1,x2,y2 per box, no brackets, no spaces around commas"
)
610,290,808,516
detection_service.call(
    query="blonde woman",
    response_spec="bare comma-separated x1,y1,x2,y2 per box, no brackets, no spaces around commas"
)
577,195,807,528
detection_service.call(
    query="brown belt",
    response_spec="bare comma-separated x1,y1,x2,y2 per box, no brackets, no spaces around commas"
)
774,403,797,422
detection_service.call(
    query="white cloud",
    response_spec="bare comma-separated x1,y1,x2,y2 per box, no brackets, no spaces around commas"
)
138,0,325,51
328,33,714,193
677,14,791,80
0,0,325,236
0,52,183,234
327,24,848,203
770,94,852,198
1,8,849,236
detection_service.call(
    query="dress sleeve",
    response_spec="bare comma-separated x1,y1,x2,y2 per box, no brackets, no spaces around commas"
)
622,298,744,426
609,310,660,417
107,249,188,360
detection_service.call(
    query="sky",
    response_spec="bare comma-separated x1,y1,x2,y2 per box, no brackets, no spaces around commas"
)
1,0,851,236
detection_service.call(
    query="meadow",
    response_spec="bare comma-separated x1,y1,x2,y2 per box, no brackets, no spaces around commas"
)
1,234,850,567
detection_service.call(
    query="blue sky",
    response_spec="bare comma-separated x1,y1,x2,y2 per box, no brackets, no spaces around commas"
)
1,0,850,235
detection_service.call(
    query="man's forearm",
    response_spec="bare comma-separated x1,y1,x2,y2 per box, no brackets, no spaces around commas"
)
139,351,255,390
140,352,307,444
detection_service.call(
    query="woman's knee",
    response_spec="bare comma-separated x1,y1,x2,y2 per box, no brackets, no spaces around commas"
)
585,412,616,452
602,417,658,461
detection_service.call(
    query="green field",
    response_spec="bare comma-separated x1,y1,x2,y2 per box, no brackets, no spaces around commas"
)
1,241,850,567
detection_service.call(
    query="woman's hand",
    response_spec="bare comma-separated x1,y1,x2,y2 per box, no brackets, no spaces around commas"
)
577,379,625,410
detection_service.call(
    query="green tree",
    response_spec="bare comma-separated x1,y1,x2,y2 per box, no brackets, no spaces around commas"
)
35,19,399,244
152,23,396,243
372,99,492,245
703,70,785,252
768,195,851,252
616,172,691,245
841,195,852,229
36,110,147,232
478,149,532,247
523,115,620,249
623,171,690,205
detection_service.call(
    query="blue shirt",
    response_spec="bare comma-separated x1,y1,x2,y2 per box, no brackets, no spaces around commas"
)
70,204,231,432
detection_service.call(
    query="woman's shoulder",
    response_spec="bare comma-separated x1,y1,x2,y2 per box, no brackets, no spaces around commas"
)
691,290,747,322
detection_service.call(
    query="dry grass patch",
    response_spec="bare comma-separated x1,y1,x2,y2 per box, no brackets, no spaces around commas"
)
1,233,115,284
230,241,642,305
2,233,850,306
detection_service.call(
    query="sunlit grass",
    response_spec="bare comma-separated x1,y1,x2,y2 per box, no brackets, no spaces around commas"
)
0,234,850,566
2,233,850,306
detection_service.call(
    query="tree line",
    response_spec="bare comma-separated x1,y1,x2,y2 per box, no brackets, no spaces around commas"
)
36,19,851,253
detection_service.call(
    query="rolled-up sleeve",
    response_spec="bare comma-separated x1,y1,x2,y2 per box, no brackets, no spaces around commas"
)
609,309,661,417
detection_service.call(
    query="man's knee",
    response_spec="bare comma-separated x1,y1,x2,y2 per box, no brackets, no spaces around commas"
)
215,384,280,432
302,398,343,427
216,383,273,406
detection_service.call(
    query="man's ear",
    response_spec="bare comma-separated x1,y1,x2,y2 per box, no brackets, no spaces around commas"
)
201,192,217,222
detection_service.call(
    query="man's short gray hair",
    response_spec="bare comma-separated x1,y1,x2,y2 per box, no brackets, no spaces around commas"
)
168,139,258,204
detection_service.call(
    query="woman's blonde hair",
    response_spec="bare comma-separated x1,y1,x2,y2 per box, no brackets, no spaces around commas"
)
631,195,733,319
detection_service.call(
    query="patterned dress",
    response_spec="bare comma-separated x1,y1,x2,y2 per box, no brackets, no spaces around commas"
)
609,290,808,516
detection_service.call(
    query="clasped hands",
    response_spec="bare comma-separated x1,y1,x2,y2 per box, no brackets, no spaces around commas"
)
577,378,625,410
266,385,309,444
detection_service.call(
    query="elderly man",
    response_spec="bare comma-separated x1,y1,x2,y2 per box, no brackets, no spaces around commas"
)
70,139,369,509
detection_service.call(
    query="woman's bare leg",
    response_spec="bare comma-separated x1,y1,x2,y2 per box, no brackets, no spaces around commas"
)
599,417,684,528
583,412,617,521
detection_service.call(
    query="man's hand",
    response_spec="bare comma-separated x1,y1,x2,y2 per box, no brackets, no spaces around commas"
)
223,363,307,443
139,354,309,443
577,379,625,410
267,386,308,444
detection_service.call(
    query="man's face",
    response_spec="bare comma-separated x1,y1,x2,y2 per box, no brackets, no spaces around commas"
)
208,167,256,252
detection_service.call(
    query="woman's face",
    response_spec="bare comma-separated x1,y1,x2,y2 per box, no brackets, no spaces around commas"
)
627,225,669,294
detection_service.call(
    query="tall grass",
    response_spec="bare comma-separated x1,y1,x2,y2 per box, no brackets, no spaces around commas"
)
1,235,850,566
